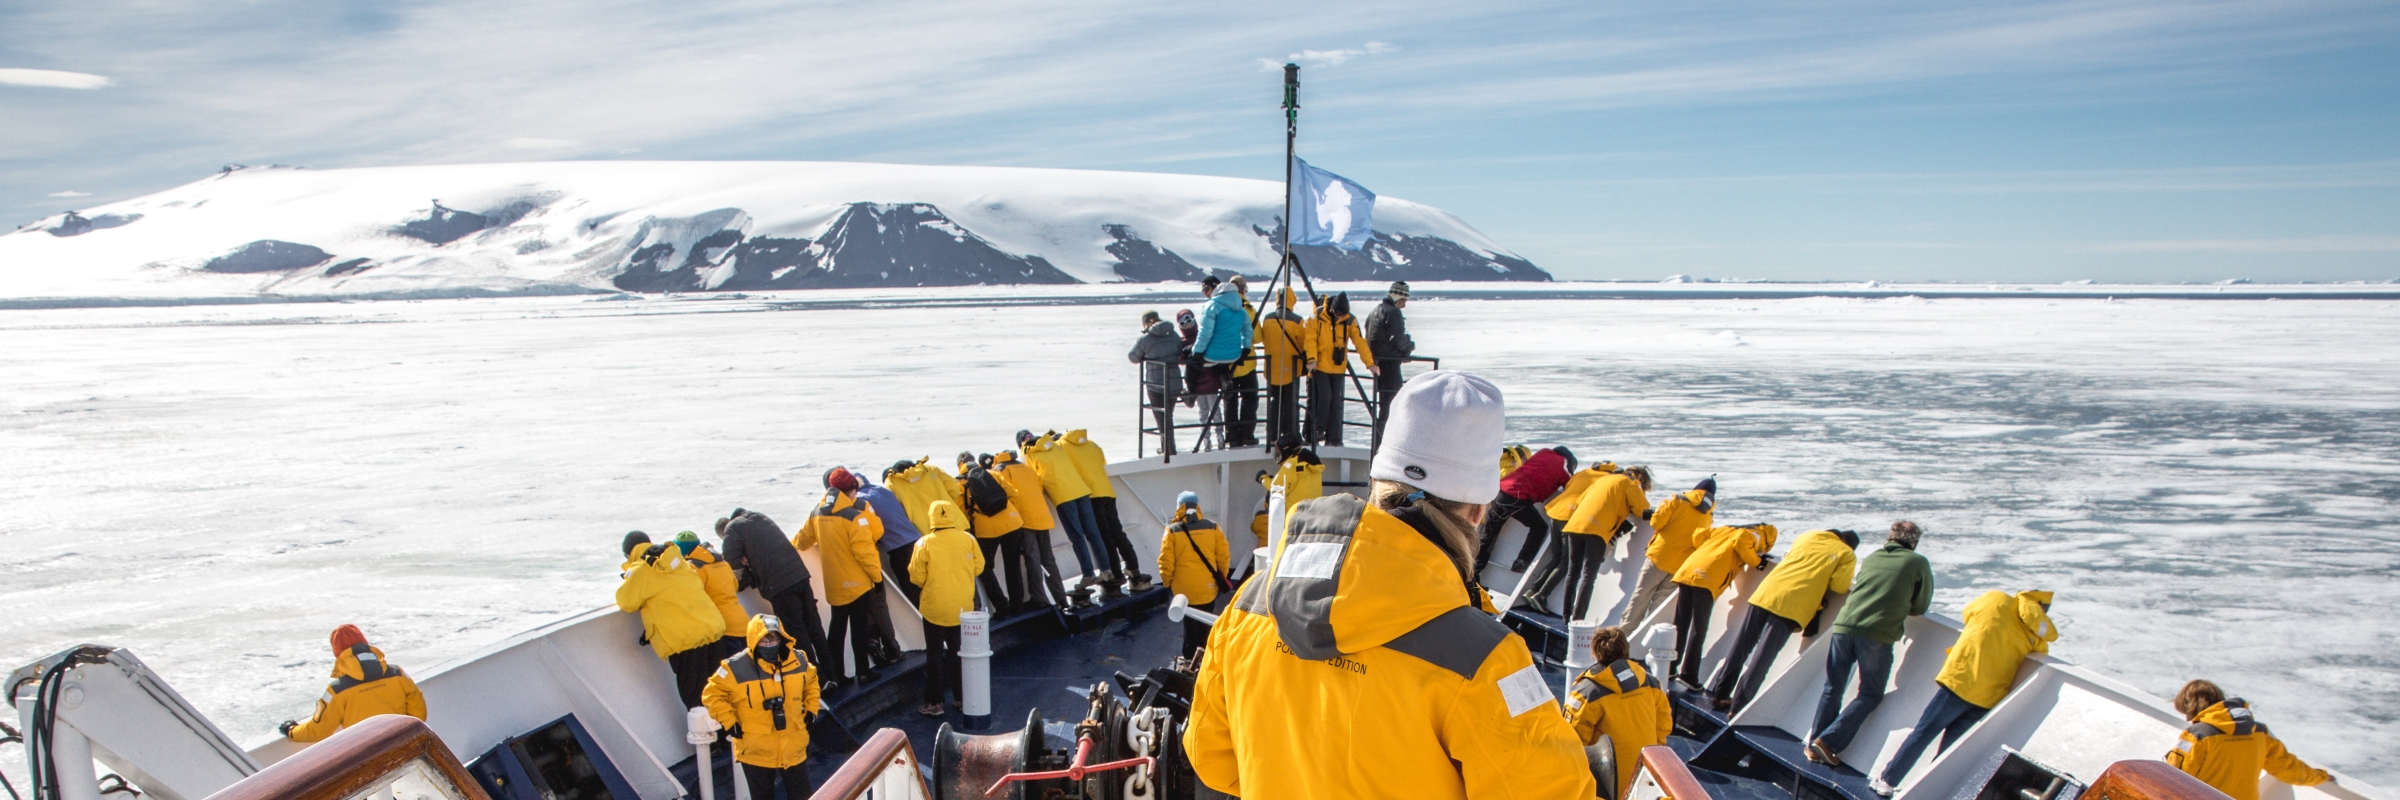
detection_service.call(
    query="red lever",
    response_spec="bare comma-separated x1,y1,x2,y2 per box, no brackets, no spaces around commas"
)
983,735,1155,797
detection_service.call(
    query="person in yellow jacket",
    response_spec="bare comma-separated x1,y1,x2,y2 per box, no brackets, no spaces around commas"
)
992,449,1079,610
675,531,749,659
909,501,986,716
1709,529,1858,713
1626,478,1715,626
1498,444,1531,477
1186,371,1595,800
2164,680,2332,800
1251,436,1327,549
956,452,1032,612
1021,430,1109,586
1563,626,1674,800
279,624,426,743
1256,288,1310,443
1301,292,1376,447
617,532,730,708
702,615,821,800
1560,466,1653,621
1871,589,2059,795
794,467,899,686
1517,461,1617,616
1159,492,1233,659
883,457,963,538
1058,429,1151,587
1668,523,1776,686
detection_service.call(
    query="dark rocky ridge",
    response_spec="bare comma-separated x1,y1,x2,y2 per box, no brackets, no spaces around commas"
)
202,240,333,273
614,202,1079,291
1256,223,1549,282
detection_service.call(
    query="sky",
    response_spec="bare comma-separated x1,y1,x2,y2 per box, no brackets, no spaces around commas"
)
3,0,2397,283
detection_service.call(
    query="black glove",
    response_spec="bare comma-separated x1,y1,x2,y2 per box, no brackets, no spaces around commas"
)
637,633,650,646
1640,509,1654,522
726,723,743,739
278,721,298,737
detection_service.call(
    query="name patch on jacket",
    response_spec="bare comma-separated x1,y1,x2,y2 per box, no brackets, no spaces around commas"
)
1498,665,1554,717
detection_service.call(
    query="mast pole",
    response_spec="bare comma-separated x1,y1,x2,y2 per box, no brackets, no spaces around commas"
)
1278,63,1318,303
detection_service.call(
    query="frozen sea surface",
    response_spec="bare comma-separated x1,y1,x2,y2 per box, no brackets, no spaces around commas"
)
1,291,2395,785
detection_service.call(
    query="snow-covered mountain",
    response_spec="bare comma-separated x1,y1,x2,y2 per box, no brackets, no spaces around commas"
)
0,161,1546,303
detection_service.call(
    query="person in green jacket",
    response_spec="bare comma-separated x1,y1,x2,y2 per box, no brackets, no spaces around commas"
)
1806,520,1932,767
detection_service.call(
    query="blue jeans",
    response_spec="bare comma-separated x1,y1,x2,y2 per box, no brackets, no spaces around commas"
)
1878,684,1990,786
1056,497,1104,578
1812,633,1894,752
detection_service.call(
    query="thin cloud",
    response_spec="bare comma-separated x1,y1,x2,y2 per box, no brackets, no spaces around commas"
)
2093,236,2400,253
0,68,112,89
47,190,91,197
1258,41,1398,71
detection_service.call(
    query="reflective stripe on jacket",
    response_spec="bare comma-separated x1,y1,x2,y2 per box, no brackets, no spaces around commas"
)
1184,494,1594,800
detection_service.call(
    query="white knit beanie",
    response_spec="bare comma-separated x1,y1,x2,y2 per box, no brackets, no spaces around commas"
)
1370,371,1507,504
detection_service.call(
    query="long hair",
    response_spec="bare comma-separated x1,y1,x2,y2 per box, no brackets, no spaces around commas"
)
1368,479,1481,577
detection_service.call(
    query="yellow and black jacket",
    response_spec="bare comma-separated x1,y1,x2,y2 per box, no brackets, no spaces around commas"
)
2165,699,2328,800
1185,494,1593,800
1564,659,1674,799
1159,509,1233,607
793,491,885,606
702,617,823,769
286,644,427,743
1643,489,1714,574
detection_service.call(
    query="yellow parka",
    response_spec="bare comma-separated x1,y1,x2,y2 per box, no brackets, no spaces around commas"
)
286,644,427,743
793,491,884,606
1563,473,1651,541
1543,465,1616,522
1644,490,1715,573
1023,434,1092,503
1159,509,1233,606
1256,289,1310,386
908,501,987,627
1746,529,1858,626
684,543,751,636
1674,524,1777,598
1303,302,1376,375
1185,494,1595,800
1058,430,1116,499
702,617,821,769
2165,699,2328,800
1564,660,1674,800
1935,590,2059,708
1232,295,1259,378
616,546,730,659
886,459,964,534
1260,458,1326,553
990,451,1057,530
1498,445,1531,478
956,456,1026,539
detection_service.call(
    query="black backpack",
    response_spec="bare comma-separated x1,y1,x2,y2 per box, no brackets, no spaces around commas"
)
960,467,1012,517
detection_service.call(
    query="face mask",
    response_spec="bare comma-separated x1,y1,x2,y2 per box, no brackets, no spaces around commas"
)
756,642,788,664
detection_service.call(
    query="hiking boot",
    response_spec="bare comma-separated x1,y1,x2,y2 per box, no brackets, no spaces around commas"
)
1807,739,1843,769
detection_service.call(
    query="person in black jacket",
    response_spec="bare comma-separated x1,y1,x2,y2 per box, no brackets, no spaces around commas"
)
715,510,827,671
1128,311,1184,456
1362,281,1415,449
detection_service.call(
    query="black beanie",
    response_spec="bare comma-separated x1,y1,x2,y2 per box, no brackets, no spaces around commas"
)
622,530,652,557
1696,477,1717,495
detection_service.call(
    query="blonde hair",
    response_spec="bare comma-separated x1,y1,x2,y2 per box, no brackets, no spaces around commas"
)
1369,480,1480,577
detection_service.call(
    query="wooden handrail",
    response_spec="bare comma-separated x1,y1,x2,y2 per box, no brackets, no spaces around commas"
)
203,716,488,800
1639,745,1708,800
2086,760,2235,800
808,728,929,800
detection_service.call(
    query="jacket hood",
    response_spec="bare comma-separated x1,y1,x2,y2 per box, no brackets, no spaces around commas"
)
1683,489,1714,514
1147,320,1177,336
331,643,391,680
992,450,1022,467
1024,436,1058,454
1253,494,1468,658
1753,524,1779,551
743,614,803,668
2192,700,2252,731
622,541,690,573
1064,429,1090,446
1279,287,1297,308
928,500,967,532
2016,590,2060,642
1208,291,1245,311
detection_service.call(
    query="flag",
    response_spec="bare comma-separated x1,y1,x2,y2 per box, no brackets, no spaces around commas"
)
1288,157,1377,251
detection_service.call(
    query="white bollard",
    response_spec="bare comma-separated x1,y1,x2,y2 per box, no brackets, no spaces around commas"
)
1167,595,1219,626
1640,622,1679,687
685,707,718,800
960,609,993,730
1563,621,1599,698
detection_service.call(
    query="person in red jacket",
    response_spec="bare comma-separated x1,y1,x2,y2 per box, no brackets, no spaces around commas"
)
1474,446,1577,575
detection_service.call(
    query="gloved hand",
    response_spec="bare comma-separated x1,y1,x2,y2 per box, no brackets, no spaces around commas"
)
637,633,650,646
278,720,299,737
1641,509,1653,522
726,724,743,739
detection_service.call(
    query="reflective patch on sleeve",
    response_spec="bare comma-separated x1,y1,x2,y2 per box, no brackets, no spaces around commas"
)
2175,739,2193,753
1498,664,1554,717
1278,542,1344,581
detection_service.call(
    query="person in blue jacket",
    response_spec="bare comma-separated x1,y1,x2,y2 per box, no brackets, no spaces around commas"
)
1194,276,1254,450
858,472,925,605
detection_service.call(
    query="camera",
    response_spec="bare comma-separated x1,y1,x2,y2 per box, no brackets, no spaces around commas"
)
763,696,787,730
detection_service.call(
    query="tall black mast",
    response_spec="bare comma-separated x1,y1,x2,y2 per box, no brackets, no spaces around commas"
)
1274,62,1318,304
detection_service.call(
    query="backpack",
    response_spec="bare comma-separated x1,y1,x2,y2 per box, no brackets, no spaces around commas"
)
960,467,1012,517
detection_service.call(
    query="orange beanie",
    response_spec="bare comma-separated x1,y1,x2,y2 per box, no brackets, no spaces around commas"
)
329,624,368,654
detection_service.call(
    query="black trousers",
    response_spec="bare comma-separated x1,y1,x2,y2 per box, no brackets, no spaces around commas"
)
1180,596,1221,661
1473,493,1550,574
1672,583,1717,685
1370,366,1404,450
1226,369,1259,447
1307,371,1347,446
1563,534,1610,621
1090,497,1144,576
1019,527,1073,607
1709,607,1799,712
741,763,811,800
666,643,716,709
975,533,1026,609
1265,380,1301,443
764,584,826,668
883,546,920,605
922,618,961,705
826,584,900,681
1146,388,1176,456
1520,517,1570,605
